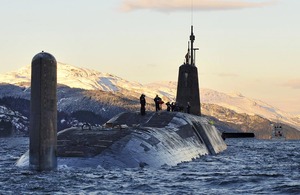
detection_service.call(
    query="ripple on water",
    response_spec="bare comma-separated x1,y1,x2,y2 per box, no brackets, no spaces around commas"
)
0,138,299,194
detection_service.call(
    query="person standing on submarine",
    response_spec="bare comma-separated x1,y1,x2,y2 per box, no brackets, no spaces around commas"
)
140,94,146,116
154,95,162,112
166,102,171,112
186,102,191,114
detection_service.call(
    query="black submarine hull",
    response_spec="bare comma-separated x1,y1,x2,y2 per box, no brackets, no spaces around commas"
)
16,111,226,168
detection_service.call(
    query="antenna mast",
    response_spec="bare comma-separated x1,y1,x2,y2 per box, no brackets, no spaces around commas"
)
190,26,195,65
191,0,194,25
189,0,196,66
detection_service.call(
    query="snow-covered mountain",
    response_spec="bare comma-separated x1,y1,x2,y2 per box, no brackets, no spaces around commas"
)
0,105,28,133
0,63,175,101
0,63,299,130
200,89,300,129
0,63,142,92
145,82,300,129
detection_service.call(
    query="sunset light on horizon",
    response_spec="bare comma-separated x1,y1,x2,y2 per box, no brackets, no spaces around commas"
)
0,0,299,114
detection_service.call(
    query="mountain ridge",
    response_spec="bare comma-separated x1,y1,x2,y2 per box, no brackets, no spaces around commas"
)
0,63,299,130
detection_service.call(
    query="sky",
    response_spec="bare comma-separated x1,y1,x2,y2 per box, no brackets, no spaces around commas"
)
0,0,299,115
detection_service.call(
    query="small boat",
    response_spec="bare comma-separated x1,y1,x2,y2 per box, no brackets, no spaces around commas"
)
271,123,285,140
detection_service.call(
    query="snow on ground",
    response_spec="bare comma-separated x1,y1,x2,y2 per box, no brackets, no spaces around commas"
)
0,63,299,129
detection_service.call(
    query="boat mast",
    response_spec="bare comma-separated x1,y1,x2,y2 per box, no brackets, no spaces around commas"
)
190,26,195,65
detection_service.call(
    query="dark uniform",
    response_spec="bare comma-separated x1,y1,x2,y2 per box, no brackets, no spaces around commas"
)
140,94,146,115
166,102,171,112
154,95,162,112
186,102,191,114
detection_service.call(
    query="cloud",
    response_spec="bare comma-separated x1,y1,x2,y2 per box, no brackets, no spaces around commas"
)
120,0,277,12
283,79,300,89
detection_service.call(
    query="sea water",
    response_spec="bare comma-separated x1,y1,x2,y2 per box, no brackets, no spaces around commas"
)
0,137,299,194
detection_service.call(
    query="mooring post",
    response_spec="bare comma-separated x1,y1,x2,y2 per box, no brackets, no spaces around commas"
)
29,51,57,171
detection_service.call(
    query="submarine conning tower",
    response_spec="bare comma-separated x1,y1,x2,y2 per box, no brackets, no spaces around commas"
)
176,25,201,115
29,51,57,171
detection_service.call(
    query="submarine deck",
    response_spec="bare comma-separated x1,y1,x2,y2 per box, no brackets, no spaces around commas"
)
57,112,177,157
55,111,227,167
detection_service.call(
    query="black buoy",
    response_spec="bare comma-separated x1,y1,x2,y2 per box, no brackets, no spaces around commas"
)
29,51,57,171
176,26,201,115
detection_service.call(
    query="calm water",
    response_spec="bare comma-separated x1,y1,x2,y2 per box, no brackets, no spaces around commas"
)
0,137,299,195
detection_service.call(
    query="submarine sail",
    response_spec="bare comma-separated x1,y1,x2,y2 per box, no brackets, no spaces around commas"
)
176,26,201,115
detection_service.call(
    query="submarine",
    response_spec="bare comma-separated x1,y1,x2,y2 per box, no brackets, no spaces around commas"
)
16,26,227,170
17,111,226,169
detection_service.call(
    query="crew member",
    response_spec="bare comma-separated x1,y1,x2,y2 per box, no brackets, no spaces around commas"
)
154,95,162,112
140,94,146,115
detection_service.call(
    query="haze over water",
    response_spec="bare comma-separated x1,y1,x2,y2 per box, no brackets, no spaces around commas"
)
1,137,299,194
